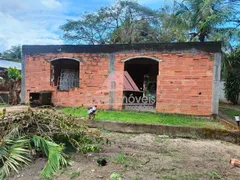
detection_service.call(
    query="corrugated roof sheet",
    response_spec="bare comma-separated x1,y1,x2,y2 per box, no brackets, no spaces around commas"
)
0,59,21,70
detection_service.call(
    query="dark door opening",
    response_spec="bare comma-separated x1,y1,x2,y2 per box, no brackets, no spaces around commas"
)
123,58,159,111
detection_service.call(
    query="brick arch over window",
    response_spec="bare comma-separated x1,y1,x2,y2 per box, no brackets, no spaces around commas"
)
47,57,84,63
121,56,163,63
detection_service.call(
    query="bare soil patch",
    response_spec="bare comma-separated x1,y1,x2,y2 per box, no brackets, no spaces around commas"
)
8,132,240,180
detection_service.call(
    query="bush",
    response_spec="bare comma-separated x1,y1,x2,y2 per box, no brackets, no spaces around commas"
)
7,67,21,80
224,47,240,104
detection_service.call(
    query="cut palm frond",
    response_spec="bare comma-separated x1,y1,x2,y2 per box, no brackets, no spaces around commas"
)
0,109,104,179
0,137,31,180
32,136,69,179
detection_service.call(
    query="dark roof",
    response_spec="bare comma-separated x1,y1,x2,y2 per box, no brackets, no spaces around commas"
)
22,41,221,55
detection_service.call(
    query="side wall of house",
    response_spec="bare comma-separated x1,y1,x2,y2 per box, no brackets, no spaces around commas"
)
23,51,218,115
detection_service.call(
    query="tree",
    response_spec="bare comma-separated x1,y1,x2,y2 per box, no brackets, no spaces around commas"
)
0,46,21,62
111,19,160,44
157,5,190,42
161,0,240,49
60,0,160,44
224,47,240,104
60,0,240,50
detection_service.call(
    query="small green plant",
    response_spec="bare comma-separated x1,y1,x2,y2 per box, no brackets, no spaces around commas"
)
68,171,80,179
7,67,21,80
115,153,127,164
110,173,122,180
111,153,134,167
207,171,222,179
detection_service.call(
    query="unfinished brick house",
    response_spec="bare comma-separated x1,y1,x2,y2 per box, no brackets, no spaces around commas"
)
21,42,221,115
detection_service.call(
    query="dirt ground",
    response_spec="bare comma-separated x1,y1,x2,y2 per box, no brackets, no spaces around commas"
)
8,131,240,180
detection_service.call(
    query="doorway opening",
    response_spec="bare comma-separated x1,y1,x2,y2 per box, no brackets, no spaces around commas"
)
123,58,159,111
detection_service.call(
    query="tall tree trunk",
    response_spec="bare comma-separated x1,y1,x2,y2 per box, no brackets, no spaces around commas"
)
9,78,21,105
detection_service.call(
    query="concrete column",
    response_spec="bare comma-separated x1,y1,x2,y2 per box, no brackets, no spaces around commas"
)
108,54,115,110
212,52,222,115
20,53,26,104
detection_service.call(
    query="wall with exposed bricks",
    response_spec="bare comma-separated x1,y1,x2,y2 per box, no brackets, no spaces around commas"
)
23,49,218,115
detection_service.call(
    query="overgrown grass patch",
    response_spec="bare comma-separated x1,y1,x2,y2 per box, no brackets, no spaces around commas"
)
221,108,240,119
62,107,225,129
111,152,135,168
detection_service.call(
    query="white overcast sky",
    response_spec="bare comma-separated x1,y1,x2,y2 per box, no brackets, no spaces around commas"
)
0,0,170,52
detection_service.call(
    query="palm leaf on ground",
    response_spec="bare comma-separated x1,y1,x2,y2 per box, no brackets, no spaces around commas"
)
31,136,69,179
0,137,31,180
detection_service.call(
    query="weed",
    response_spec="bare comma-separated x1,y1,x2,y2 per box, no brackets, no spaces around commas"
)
111,153,135,167
162,175,176,180
110,173,122,180
207,171,222,179
178,173,201,180
155,138,162,143
68,171,80,179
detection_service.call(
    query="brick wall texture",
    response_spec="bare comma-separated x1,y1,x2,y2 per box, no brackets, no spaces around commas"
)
24,51,215,115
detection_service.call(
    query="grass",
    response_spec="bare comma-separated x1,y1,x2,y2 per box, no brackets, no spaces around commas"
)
0,103,8,107
111,152,135,167
220,108,240,119
110,173,122,180
207,171,222,179
62,107,225,129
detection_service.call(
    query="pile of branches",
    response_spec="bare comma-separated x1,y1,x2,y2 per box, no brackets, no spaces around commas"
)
0,108,104,179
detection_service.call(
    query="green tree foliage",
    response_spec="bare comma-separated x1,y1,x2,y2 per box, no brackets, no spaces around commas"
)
60,0,240,49
60,0,160,44
0,46,21,62
7,67,21,80
161,0,240,49
224,47,240,104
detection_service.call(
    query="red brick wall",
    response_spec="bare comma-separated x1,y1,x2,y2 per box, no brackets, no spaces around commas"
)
25,51,214,115
25,53,110,108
